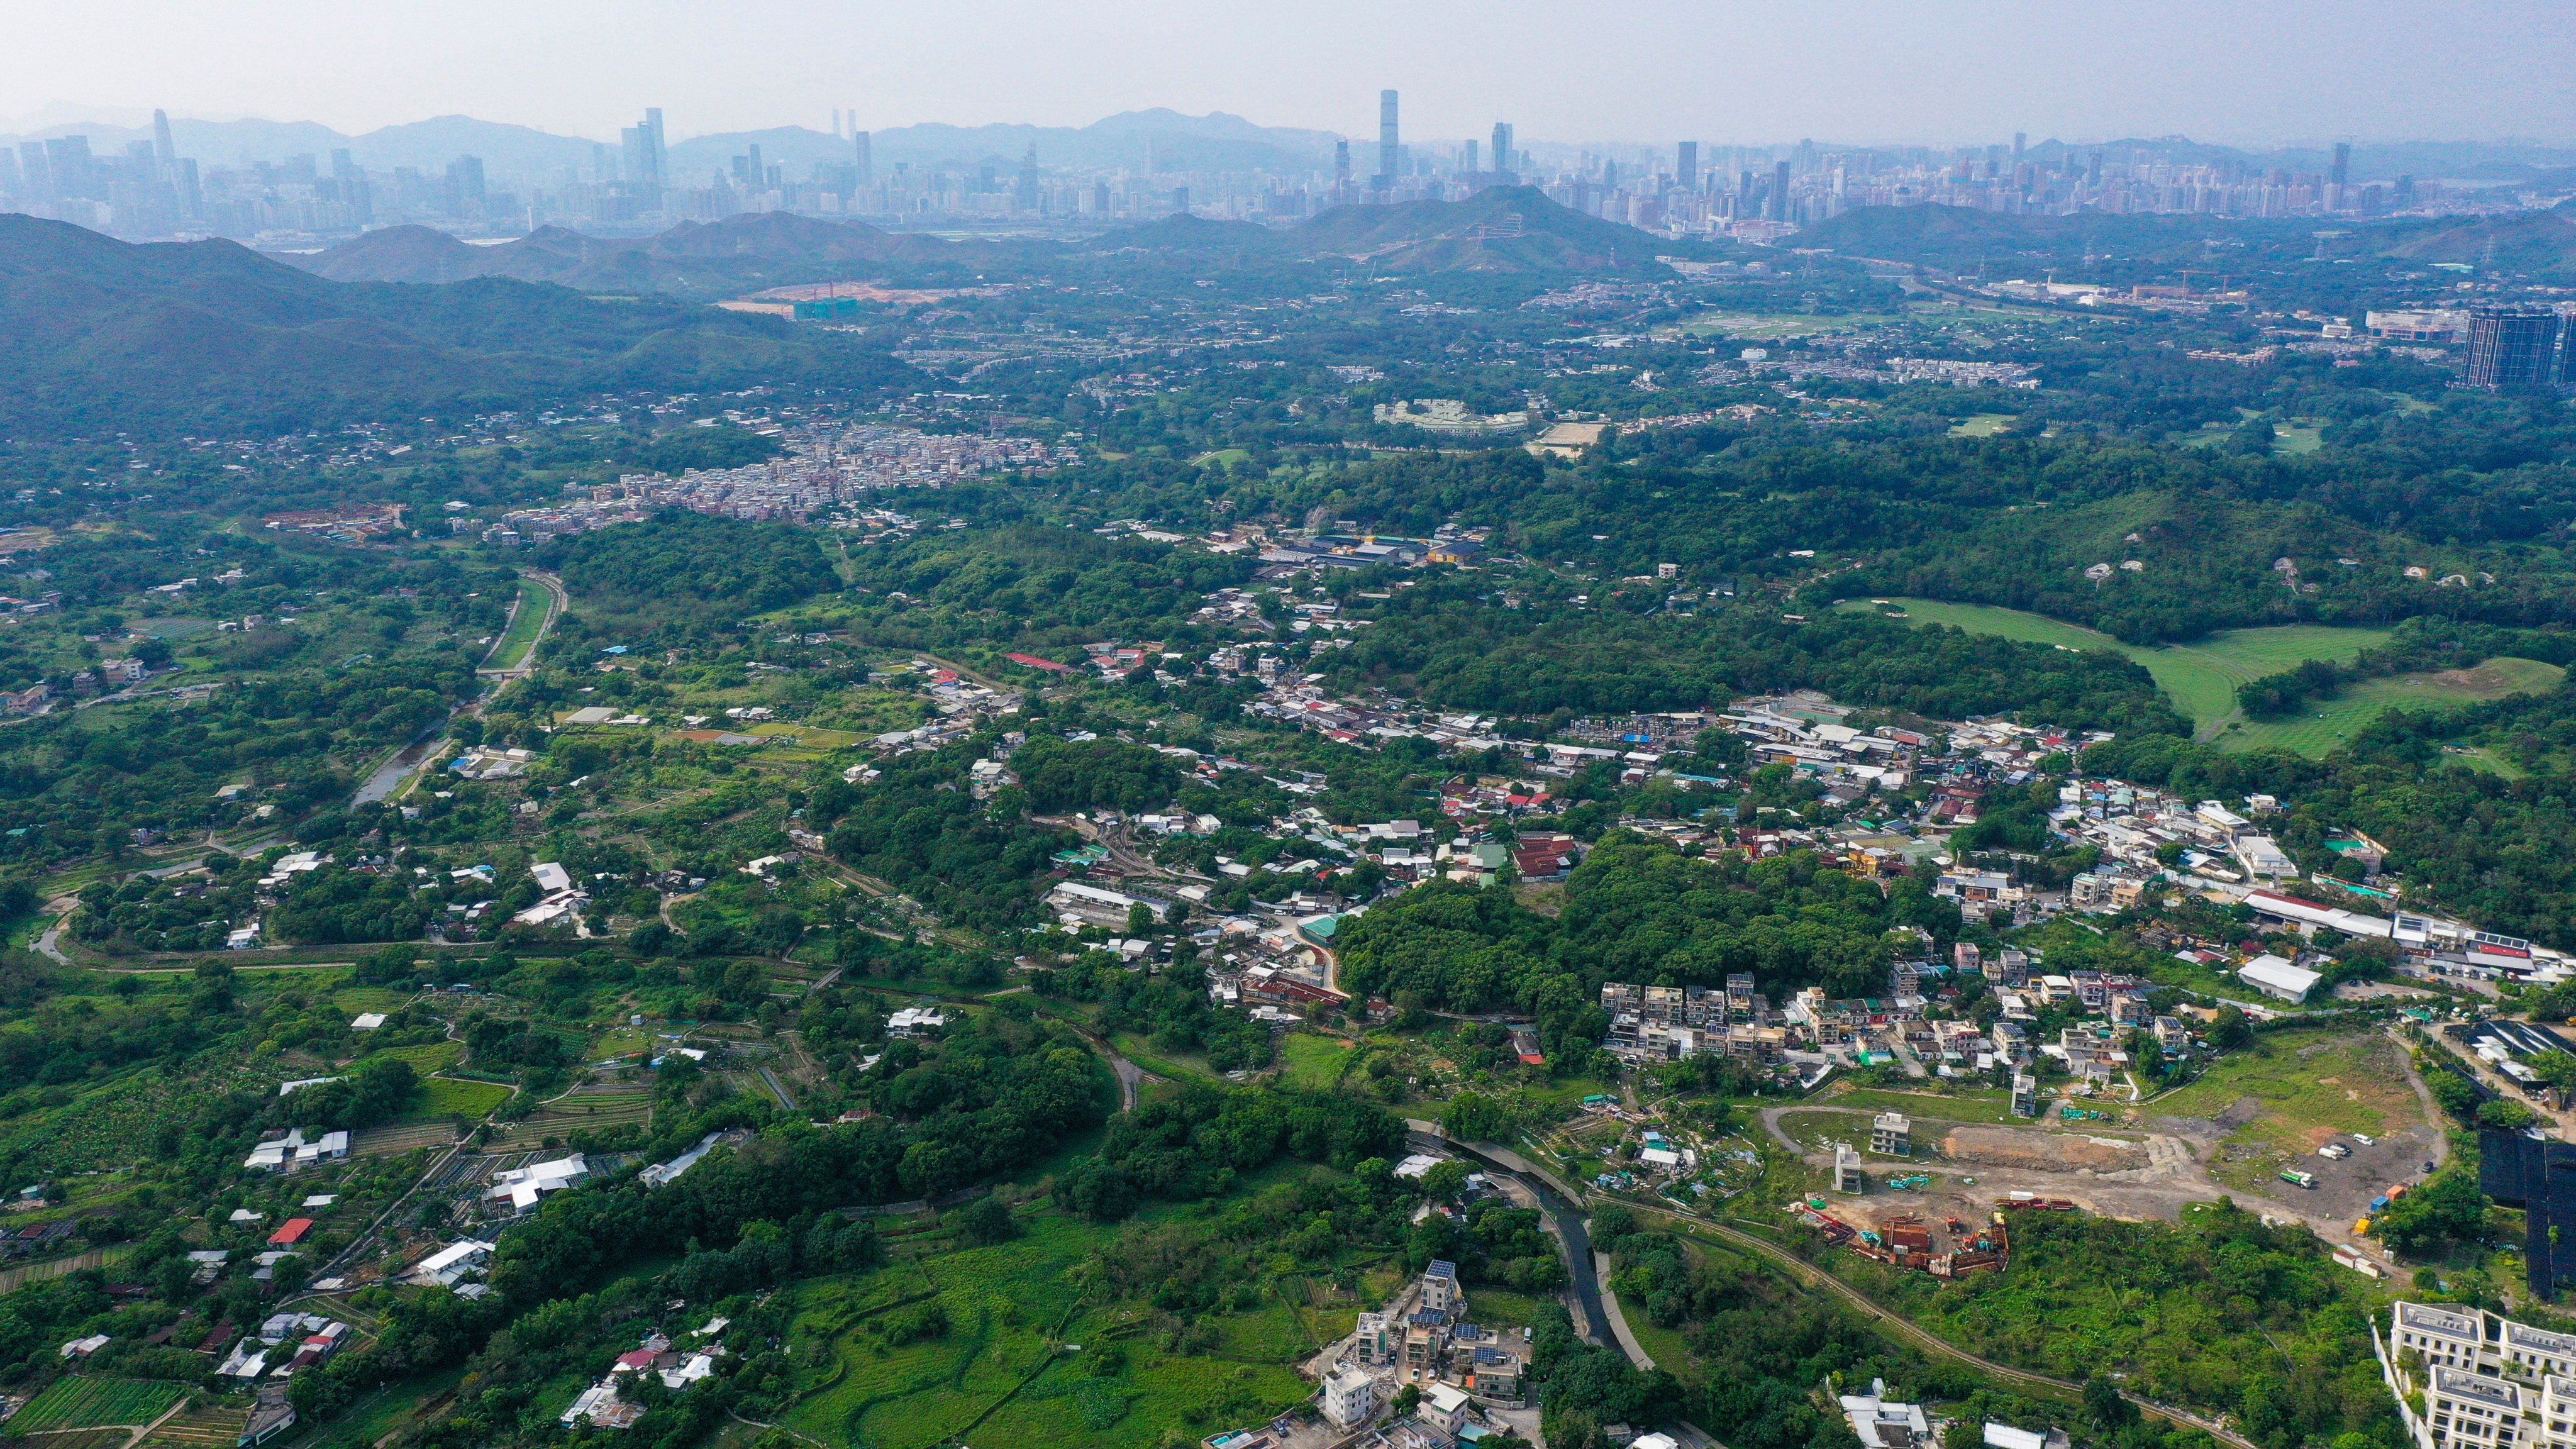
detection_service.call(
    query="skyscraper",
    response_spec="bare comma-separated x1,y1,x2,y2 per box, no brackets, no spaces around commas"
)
1334,140,1350,196
1768,160,1791,221
150,109,176,170
853,131,872,186
1677,142,1698,191
2465,306,2560,391
1463,140,1479,174
1377,90,1399,186
1016,142,1040,208
1492,123,1514,180
2329,142,2350,189
444,155,486,215
621,109,667,189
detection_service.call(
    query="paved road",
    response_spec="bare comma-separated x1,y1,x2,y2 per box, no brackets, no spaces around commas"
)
1405,1125,1609,1349
357,570,566,806
477,572,566,679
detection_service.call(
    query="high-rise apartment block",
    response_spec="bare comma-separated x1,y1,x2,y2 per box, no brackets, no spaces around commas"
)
2467,306,2563,391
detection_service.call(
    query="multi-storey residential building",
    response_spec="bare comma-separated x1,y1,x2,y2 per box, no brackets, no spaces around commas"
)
2382,1302,2576,1449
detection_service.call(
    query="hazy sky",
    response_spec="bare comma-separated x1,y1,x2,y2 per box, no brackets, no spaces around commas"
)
8,0,2572,146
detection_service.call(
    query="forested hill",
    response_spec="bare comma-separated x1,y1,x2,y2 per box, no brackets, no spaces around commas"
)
1288,187,1678,273
290,211,1024,292
0,214,912,436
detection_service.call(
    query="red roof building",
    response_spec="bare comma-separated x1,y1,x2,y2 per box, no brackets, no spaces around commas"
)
266,1219,314,1246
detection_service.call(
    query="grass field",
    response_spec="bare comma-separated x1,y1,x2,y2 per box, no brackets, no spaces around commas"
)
1775,1109,1875,1155
1276,1033,1355,1091
1837,597,2391,741
333,987,409,1014
9,1377,187,1431
2222,657,2565,755
2272,420,2325,455
484,579,551,671
378,1041,462,1072
1948,413,2016,437
137,1397,251,1448
2153,1028,2419,1192
407,1077,512,1122
1684,311,1901,340
1828,1087,2026,1125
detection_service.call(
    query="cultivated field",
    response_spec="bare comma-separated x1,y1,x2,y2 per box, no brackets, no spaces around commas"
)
9,1377,187,1432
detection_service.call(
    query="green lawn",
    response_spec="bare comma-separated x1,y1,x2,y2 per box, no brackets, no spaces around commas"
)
1835,597,2390,740
1276,1032,1355,1091
2221,657,2565,757
1948,413,2016,437
485,578,551,671
2272,421,2325,455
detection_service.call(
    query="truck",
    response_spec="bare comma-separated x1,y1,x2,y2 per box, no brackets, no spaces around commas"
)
2282,1170,2317,1189
2319,1144,2350,1160
2371,1195,2391,1213
2355,1217,2373,1235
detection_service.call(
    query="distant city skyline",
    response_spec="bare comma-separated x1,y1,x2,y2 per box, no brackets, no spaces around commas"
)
4,0,2572,148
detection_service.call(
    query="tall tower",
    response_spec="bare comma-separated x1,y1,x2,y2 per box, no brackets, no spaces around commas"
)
1334,139,1350,197
854,131,872,186
1677,141,1698,191
2328,141,2351,210
1377,90,1399,186
1770,160,1790,221
1492,122,1514,180
150,109,176,170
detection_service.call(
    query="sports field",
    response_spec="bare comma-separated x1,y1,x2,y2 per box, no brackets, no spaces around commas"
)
1840,597,2397,745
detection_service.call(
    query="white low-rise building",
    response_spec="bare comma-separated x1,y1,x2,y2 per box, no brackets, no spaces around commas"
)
406,1239,498,1287
1321,1362,1375,1428
489,1155,587,1213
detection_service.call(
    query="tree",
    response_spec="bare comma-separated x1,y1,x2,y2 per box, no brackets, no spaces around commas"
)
2477,1098,2538,1130
2084,1375,2137,1428
955,1194,1021,1245
2209,1005,2251,1051
1418,1160,1474,1203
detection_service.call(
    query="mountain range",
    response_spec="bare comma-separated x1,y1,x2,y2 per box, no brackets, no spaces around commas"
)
0,108,1340,181
286,187,1680,294
0,214,904,439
